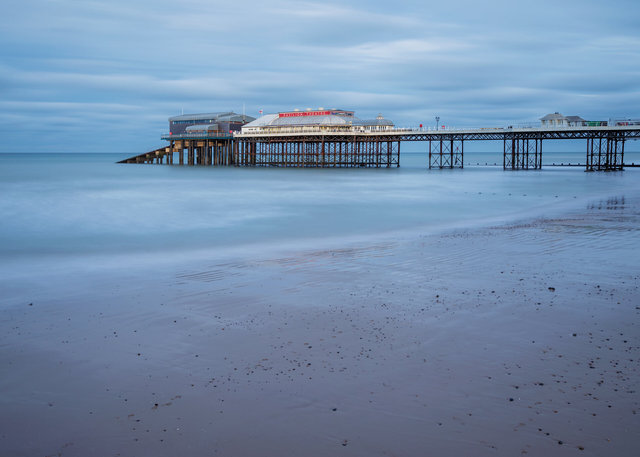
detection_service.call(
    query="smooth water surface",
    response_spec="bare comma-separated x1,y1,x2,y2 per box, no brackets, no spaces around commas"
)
1,152,639,273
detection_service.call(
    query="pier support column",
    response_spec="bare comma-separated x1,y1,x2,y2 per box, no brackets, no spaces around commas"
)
250,141,257,165
503,137,542,170
586,135,624,171
429,137,463,169
175,141,184,165
187,142,194,166
238,139,244,166
386,140,400,167
232,140,238,165
204,140,211,166
195,142,204,165
167,142,174,165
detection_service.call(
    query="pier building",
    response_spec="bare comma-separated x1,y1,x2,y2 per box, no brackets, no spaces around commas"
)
169,112,255,136
235,109,398,167
122,111,256,166
540,113,589,127
241,109,394,134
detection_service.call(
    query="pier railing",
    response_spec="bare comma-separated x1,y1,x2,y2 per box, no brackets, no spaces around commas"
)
235,124,640,138
161,132,234,140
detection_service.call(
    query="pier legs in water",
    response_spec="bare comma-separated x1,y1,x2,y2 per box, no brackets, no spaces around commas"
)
234,137,400,167
503,138,542,170
165,140,234,166
586,135,624,171
429,138,463,169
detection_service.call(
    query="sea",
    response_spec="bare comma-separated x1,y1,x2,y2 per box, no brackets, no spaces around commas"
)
1,149,640,301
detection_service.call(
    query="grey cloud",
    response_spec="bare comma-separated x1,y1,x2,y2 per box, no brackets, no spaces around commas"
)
1,0,639,151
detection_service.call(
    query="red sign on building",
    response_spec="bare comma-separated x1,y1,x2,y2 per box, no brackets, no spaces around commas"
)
279,111,331,118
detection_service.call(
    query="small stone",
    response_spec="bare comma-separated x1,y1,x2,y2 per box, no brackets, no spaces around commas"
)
548,287,556,292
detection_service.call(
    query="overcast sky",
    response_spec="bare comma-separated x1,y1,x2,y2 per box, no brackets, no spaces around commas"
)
2,0,639,152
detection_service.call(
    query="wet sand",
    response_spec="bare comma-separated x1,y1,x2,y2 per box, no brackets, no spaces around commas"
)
1,196,639,456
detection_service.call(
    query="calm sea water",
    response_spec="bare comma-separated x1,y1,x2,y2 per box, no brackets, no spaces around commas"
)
1,150,639,280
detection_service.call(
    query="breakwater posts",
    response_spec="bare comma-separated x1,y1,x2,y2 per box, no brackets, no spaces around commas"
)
119,125,640,171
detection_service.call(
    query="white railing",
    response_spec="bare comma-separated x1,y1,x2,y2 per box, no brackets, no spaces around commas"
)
161,132,234,140
235,123,640,137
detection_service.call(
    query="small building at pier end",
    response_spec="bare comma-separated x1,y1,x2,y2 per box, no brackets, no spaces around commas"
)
241,108,394,134
169,112,255,136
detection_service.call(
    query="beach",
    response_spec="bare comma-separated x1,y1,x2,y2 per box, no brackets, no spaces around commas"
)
2,183,639,456
1,153,639,456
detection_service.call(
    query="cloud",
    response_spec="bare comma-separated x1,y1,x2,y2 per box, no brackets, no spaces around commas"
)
284,38,473,69
1,0,639,151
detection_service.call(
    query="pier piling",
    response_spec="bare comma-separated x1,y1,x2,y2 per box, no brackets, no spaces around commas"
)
586,134,625,171
429,137,464,169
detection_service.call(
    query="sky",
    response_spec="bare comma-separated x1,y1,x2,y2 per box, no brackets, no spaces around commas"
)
1,0,639,152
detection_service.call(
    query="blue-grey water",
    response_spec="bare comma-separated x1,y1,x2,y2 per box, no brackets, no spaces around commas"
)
1,150,640,281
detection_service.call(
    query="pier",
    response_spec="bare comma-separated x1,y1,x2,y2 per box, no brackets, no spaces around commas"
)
119,111,640,171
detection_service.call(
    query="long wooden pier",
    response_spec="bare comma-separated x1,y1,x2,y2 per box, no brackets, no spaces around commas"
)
119,125,640,171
